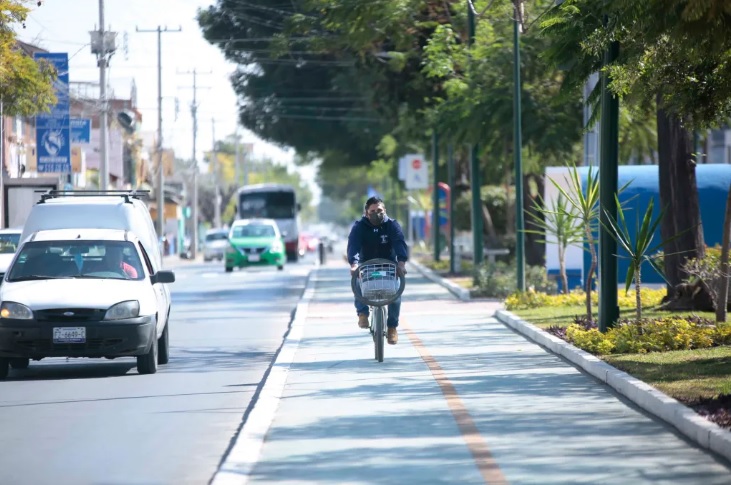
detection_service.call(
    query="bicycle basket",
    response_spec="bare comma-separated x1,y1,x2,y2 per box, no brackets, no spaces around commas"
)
357,261,400,305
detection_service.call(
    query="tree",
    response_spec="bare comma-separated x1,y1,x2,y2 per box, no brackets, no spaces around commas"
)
540,0,731,303
525,193,583,294
0,1,56,116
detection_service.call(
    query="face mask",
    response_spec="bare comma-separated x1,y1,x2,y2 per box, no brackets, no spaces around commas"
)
369,213,385,226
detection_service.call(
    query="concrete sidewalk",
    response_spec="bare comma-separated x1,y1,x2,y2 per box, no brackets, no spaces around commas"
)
213,260,731,484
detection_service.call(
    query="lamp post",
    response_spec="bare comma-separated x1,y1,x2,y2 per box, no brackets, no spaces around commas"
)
513,1,525,291
598,17,620,332
467,1,484,266
432,131,440,261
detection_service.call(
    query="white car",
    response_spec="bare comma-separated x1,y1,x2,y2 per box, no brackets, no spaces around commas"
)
0,228,175,379
0,228,22,279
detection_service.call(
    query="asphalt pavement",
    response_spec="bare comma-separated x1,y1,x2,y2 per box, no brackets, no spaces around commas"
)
0,257,314,485
213,255,731,485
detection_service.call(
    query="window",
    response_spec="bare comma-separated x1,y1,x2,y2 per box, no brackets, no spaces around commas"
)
231,224,276,238
239,192,296,219
138,242,154,276
205,232,228,242
8,240,145,281
0,233,20,254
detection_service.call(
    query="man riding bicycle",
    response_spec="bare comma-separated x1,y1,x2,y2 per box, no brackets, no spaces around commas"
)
347,196,408,345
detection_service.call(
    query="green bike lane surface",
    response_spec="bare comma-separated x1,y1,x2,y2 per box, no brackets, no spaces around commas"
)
234,263,731,484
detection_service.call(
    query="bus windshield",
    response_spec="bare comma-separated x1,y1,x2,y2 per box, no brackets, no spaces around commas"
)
239,191,295,219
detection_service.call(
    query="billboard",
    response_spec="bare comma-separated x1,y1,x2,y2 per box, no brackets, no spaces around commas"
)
34,53,71,173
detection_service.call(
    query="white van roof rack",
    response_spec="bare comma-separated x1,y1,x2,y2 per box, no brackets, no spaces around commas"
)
36,189,151,204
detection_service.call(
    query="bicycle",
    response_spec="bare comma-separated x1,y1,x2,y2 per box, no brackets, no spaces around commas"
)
350,258,406,363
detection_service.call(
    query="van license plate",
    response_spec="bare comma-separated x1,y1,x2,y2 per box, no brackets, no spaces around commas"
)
248,254,261,262
53,327,86,343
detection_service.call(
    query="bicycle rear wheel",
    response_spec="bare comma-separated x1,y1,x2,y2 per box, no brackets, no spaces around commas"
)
373,306,385,363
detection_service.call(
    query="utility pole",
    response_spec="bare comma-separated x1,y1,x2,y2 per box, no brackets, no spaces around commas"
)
179,69,210,259
211,118,221,229
92,0,116,189
136,25,182,241
235,130,240,185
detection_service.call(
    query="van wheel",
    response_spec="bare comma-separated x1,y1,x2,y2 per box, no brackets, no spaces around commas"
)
277,265,284,271
9,358,29,370
157,323,169,365
225,266,233,273
137,330,158,375
0,358,9,379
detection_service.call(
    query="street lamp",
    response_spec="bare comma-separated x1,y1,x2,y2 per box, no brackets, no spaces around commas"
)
513,1,526,292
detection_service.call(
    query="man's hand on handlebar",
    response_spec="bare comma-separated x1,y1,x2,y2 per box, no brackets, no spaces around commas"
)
397,261,407,277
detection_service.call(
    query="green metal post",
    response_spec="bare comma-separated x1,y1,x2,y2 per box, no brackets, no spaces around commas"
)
470,144,483,265
467,1,483,265
432,131,440,261
598,37,620,332
513,9,525,292
448,144,456,274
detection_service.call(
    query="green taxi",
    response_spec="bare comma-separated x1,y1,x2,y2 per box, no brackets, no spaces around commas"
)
225,219,286,272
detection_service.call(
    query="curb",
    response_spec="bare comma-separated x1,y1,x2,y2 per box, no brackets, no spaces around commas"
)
409,259,471,301
211,270,316,485
495,309,731,464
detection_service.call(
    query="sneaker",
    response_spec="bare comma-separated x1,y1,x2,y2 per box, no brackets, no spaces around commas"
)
358,313,370,329
387,327,398,345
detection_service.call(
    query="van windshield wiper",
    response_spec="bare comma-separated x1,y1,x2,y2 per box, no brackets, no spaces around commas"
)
8,275,73,282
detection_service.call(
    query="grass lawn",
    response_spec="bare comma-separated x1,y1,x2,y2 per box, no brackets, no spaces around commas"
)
603,347,731,403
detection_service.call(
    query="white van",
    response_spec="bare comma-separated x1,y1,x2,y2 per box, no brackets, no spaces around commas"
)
21,191,163,270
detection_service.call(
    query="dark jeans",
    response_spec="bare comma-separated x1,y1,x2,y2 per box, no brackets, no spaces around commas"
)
355,296,401,328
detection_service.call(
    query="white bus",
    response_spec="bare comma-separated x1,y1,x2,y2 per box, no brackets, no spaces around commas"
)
236,184,301,262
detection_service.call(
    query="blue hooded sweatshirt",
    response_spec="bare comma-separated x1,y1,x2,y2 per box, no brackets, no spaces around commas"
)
347,215,408,265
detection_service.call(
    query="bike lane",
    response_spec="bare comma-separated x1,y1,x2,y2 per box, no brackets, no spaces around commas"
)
213,262,731,484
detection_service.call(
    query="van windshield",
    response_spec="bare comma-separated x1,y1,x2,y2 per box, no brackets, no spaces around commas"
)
7,241,145,282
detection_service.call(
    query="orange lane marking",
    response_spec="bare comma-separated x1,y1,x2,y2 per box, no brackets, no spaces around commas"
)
402,319,509,485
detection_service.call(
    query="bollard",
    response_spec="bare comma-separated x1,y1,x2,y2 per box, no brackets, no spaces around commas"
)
318,241,326,265
454,245,462,274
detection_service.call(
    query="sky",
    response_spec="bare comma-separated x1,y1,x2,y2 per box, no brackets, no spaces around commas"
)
14,0,320,203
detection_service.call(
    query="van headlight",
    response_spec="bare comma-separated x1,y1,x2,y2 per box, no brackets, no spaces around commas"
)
104,300,140,320
270,240,283,252
0,301,33,320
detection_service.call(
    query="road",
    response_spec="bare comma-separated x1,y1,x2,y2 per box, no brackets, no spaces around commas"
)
0,254,316,485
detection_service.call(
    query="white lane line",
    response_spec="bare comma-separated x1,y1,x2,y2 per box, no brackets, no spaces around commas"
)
210,270,317,485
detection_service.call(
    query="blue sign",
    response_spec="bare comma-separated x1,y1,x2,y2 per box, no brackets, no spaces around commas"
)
34,53,71,173
70,118,91,144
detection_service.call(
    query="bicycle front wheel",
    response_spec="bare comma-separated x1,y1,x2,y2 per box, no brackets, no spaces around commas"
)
373,306,385,363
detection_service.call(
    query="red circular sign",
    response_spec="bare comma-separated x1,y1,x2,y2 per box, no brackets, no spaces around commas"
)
412,159,422,169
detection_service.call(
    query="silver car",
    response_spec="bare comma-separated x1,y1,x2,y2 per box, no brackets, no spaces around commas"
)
203,229,229,262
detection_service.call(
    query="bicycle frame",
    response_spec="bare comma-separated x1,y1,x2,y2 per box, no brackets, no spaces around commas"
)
350,258,405,363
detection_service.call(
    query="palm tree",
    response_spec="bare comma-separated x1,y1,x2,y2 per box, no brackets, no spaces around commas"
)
524,193,583,294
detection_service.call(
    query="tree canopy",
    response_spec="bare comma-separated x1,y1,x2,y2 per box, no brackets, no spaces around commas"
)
1,0,56,116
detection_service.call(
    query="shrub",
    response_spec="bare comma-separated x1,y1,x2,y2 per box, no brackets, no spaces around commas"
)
564,316,719,355
472,261,556,298
505,287,666,311
566,324,615,354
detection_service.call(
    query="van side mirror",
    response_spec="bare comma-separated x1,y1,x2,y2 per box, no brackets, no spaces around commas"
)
297,203,302,212
152,270,175,284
